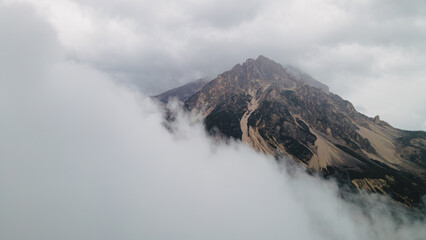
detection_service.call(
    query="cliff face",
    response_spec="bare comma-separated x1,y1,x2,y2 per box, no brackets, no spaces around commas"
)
168,56,425,206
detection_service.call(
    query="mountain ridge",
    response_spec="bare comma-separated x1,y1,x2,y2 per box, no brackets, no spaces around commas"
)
154,77,210,103
157,55,426,207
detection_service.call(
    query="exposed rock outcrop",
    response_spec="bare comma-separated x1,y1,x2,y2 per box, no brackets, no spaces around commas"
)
374,115,380,124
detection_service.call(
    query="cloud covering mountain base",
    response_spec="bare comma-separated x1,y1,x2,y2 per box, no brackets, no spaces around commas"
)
0,2,425,240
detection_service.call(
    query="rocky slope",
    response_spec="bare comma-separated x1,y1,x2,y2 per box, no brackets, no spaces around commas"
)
159,56,426,206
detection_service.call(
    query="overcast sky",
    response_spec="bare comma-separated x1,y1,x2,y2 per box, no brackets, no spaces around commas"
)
3,0,426,131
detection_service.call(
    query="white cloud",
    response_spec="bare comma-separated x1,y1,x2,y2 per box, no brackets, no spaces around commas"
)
0,2,425,239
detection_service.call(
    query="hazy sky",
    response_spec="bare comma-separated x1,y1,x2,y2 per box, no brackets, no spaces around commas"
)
1,1,425,239
3,0,426,130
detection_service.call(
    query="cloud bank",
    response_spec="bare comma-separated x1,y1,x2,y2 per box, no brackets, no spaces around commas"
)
0,2,425,240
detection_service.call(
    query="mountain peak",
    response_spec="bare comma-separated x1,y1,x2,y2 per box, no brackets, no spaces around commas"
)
255,55,274,63
167,55,426,206
248,55,281,68
242,55,281,69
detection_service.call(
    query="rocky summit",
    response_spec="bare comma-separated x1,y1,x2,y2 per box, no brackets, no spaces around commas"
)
156,55,426,207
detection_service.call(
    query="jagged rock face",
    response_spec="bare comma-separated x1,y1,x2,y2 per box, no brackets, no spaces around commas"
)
181,56,426,206
185,56,303,112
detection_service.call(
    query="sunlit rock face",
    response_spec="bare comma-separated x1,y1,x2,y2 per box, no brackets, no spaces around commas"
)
159,56,426,206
